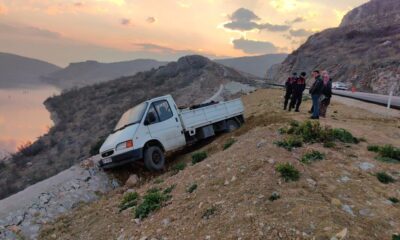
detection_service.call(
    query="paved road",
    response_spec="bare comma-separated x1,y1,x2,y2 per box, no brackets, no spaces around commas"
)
333,90,400,109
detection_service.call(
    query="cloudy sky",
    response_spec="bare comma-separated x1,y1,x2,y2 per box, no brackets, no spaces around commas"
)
0,0,368,66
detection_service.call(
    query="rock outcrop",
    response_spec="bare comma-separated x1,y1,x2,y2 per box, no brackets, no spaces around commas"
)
0,157,117,240
271,0,400,95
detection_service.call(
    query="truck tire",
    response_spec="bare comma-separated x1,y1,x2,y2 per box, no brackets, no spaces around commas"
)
144,146,165,171
226,119,240,132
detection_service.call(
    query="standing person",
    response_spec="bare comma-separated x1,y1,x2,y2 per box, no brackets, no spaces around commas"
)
319,71,332,118
283,72,297,110
289,72,307,112
309,70,324,119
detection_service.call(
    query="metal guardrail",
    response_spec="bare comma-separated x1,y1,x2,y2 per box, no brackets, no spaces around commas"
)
264,82,400,110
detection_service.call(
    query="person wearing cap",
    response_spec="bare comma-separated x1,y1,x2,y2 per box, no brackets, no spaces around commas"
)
283,72,297,110
289,72,307,112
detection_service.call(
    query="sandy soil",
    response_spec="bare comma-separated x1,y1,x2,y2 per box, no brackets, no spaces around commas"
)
38,89,400,240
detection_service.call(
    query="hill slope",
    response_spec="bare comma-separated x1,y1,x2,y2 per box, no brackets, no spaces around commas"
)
38,89,400,240
272,0,400,95
216,54,287,78
43,59,167,89
0,55,257,200
0,52,60,88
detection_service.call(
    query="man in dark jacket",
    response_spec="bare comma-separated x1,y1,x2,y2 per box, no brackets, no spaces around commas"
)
309,70,324,119
283,72,297,110
289,72,307,112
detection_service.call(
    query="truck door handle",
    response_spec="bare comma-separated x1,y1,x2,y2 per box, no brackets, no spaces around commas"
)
175,117,178,122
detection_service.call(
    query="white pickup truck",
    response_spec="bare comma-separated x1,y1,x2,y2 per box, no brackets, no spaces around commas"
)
98,95,245,170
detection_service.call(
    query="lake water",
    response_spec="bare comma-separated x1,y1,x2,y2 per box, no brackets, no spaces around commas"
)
0,85,60,153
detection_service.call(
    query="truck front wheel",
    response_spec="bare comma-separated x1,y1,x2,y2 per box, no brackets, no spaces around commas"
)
144,146,165,171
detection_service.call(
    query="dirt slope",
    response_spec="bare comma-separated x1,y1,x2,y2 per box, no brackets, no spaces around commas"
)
39,89,400,240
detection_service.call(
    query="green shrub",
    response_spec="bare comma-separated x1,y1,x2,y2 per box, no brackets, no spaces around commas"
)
323,142,336,148
301,151,325,164
368,144,400,162
192,151,208,164
135,187,172,219
275,163,300,182
274,136,303,151
393,234,400,240
119,192,139,212
283,121,358,144
223,138,236,150
268,192,280,201
172,162,186,172
388,197,399,204
202,206,217,219
187,183,198,193
163,184,176,194
376,172,395,184
367,145,380,152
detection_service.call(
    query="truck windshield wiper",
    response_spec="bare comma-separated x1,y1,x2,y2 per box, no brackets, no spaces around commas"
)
112,122,138,133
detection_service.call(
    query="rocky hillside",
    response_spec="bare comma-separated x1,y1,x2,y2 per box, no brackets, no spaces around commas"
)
271,0,400,95
0,55,257,200
0,52,60,88
215,54,287,78
43,59,167,89
37,89,400,240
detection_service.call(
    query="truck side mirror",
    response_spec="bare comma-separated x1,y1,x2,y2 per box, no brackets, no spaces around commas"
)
145,112,156,125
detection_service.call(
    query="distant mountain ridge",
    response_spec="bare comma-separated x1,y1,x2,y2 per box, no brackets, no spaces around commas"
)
0,52,61,88
215,54,287,78
43,59,168,89
271,0,400,95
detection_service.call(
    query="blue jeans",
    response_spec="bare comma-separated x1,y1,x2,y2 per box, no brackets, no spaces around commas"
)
311,94,321,118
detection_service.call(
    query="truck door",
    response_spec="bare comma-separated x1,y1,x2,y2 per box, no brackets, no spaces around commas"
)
145,100,186,151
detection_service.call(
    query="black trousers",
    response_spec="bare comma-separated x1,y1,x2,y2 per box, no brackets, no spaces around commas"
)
289,91,303,111
284,90,292,109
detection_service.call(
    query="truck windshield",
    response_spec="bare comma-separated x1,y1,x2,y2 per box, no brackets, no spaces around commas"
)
114,102,148,132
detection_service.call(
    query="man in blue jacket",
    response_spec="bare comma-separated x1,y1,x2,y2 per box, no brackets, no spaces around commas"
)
309,70,324,119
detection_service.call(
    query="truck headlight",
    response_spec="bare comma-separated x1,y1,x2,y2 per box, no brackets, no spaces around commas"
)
116,140,134,151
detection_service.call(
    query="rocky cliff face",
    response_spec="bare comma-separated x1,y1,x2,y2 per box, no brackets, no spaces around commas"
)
272,0,400,95
0,55,257,200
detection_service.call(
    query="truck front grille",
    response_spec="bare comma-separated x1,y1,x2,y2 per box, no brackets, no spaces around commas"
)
101,150,114,158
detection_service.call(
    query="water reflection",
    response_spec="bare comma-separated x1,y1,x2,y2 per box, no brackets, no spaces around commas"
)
0,85,60,153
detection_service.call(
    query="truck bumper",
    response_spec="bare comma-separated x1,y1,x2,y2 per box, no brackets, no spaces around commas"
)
99,148,143,169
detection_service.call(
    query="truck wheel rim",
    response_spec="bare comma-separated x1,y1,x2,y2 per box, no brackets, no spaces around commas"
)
152,152,161,164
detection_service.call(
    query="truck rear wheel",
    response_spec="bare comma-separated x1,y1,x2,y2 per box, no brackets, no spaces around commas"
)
226,119,240,132
144,146,165,171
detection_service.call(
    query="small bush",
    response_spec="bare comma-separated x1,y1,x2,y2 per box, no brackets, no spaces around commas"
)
393,234,400,240
274,136,303,151
223,138,236,150
376,172,395,184
368,144,400,162
172,162,186,172
187,183,198,193
119,192,139,212
192,151,208,164
367,145,380,152
163,184,176,194
323,142,336,148
388,197,399,204
269,192,280,201
135,188,171,219
275,163,300,182
202,206,217,219
301,151,325,164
